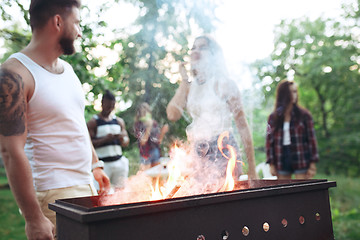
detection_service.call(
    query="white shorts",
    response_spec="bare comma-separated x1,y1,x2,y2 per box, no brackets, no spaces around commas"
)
94,156,129,189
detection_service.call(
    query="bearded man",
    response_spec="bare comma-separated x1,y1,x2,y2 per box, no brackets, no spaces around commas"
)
0,1,110,239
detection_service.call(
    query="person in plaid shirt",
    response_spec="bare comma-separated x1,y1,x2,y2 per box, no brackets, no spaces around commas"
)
266,80,319,179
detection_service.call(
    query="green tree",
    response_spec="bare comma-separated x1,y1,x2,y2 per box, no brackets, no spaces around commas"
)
1,0,220,153
252,15,360,176
98,0,219,147
0,2,109,97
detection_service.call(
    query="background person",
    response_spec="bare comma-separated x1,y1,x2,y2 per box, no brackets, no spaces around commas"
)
0,0,110,239
266,79,319,179
166,35,257,180
134,102,169,170
87,90,130,189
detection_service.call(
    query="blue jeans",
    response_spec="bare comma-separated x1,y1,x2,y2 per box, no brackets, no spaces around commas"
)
141,148,161,166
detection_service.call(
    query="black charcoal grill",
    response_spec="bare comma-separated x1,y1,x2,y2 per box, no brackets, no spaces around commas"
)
49,179,336,240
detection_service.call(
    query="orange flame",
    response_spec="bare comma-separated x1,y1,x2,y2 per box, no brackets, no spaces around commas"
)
150,133,240,201
150,177,163,200
150,144,186,200
100,135,249,207
165,145,183,189
218,131,237,192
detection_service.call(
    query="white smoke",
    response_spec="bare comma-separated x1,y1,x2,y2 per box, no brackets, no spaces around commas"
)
100,142,227,206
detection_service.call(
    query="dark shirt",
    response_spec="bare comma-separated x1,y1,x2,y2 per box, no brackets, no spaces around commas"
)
266,108,319,170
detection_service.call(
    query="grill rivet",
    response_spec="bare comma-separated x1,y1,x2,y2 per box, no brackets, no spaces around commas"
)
315,213,321,221
263,222,270,232
221,230,229,239
281,218,288,228
242,226,249,236
299,216,305,225
196,234,205,240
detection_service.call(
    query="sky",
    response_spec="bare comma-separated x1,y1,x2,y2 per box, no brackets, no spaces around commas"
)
90,0,350,59
0,0,354,118
215,0,350,63
0,0,352,73
84,0,351,90
209,0,352,89
0,0,351,58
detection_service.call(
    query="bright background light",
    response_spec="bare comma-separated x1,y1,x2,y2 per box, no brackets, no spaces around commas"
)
0,0,349,77
215,0,346,63
211,0,348,89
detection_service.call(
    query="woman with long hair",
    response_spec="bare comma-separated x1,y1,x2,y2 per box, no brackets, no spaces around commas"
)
166,35,257,180
134,102,169,170
266,80,319,179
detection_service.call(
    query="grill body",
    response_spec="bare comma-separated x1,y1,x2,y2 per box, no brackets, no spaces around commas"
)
49,179,336,240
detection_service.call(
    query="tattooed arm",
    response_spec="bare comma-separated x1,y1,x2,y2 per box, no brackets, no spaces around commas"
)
0,61,54,239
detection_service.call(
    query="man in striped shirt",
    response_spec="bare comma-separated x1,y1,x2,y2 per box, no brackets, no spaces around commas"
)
87,90,130,188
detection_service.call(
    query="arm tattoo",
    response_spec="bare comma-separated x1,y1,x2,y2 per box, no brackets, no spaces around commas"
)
0,68,26,136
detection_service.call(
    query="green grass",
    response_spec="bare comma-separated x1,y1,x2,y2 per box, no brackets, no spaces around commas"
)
318,174,360,240
0,168,26,239
1,167,359,240
125,145,141,175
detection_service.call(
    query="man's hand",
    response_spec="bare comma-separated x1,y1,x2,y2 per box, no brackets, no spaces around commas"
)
25,214,55,240
93,168,110,195
104,133,117,142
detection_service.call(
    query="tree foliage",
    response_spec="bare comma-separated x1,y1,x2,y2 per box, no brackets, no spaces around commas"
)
252,8,360,176
93,0,219,148
4,0,358,176
0,0,219,153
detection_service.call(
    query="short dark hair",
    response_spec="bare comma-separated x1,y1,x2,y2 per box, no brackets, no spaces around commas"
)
29,0,81,30
102,90,115,101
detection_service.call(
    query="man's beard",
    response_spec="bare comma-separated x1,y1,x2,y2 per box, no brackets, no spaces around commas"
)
59,35,76,55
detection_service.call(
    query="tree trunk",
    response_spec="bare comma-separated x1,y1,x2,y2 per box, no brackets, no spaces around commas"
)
314,86,330,138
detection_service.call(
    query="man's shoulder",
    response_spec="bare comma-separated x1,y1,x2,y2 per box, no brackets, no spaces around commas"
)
1,57,26,73
58,57,73,68
115,116,126,124
1,57,34,89
87,114,98,123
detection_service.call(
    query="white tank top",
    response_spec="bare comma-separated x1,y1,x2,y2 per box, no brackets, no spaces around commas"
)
10,53,93,191
283,121,291,145
186,76,233,142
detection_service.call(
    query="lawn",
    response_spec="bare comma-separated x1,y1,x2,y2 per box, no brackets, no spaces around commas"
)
321,174,360,240
0,168,26,239
0,167,359,239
